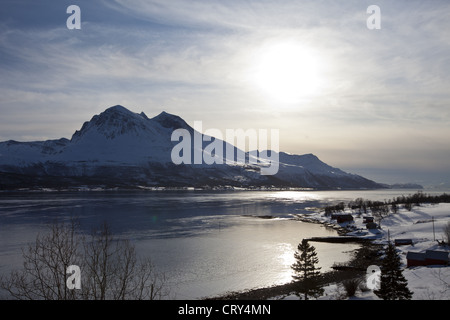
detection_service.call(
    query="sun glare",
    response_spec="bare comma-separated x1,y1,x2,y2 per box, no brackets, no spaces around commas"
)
250,42,323,103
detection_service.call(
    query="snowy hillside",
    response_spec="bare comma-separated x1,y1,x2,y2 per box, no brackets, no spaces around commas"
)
0,105,383,190
294,201,450,300
0,106,183,166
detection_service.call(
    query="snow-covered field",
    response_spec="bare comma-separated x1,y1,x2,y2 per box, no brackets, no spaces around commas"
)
286,202,450,300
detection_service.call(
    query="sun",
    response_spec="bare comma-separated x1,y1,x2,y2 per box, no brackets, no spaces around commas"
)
250,42,323,103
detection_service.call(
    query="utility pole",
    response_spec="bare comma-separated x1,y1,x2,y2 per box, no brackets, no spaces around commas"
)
432,216,435,241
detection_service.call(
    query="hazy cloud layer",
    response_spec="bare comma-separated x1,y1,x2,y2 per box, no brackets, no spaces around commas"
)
0,0,449,184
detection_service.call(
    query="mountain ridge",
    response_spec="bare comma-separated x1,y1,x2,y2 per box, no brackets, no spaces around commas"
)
0,105,384,190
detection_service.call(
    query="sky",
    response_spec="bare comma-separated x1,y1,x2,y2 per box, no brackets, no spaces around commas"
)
0,0,449,186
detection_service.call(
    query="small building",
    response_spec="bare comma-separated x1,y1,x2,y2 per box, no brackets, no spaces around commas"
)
406,252,426,267
330,214,354,223
425,250,450,266
395,239,413,246
366,222,379,230
406,250,449,268
363,216,374,223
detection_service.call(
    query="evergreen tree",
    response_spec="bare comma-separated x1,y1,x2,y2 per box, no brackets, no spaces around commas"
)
374,242,413,300
291,239,324,300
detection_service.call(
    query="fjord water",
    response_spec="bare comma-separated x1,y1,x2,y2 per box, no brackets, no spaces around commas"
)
0,189,439,299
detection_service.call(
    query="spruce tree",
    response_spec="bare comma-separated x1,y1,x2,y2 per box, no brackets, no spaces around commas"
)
374,241,413,300
291,239,324,300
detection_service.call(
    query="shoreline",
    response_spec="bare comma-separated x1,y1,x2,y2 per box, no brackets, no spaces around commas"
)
207,241,383,300
207,214,383,300
208,196,450,300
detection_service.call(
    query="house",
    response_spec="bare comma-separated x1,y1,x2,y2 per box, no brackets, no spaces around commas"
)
363,216,374,223
406,250,449,268
366,222,379,230
425,250,450,266
406,252,426,267
330,214,354,223
395,239,413,246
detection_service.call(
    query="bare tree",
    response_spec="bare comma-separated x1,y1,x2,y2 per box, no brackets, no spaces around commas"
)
0,219,168,300
0,219,81,300
80,222,168,300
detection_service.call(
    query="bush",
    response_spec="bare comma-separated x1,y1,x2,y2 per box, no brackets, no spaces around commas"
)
341,278,361,297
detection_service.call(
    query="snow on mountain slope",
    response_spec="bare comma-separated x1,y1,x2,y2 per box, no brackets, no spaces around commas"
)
0,105,384,190
278,152,347,175
0,138,69,166
0,106,185,166
58,105,175,164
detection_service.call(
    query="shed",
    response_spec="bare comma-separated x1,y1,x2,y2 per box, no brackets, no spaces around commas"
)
406,250,449,268
406,252,426,267
395,239,413,246
363,216,374,223
366,222,379,230
331,214,354,223
425,250,449,266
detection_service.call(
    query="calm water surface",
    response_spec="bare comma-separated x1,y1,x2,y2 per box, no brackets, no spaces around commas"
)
0,188,443,299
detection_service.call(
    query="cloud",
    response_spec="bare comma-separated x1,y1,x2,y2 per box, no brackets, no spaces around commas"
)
0,0,449,183
103,0,324,30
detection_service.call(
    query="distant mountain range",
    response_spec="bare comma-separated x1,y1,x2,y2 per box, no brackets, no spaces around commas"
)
0,105,385,190
381,183,423,190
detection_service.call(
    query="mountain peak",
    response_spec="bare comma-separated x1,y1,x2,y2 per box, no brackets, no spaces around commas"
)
71,105,150,141
70,106,193,143
152,111,191,131
157,111,170,116
105,105,130,113
301,153,320,161
101,105,138,118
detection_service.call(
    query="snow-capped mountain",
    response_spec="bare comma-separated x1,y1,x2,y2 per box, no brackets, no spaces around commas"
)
0,105,383,190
